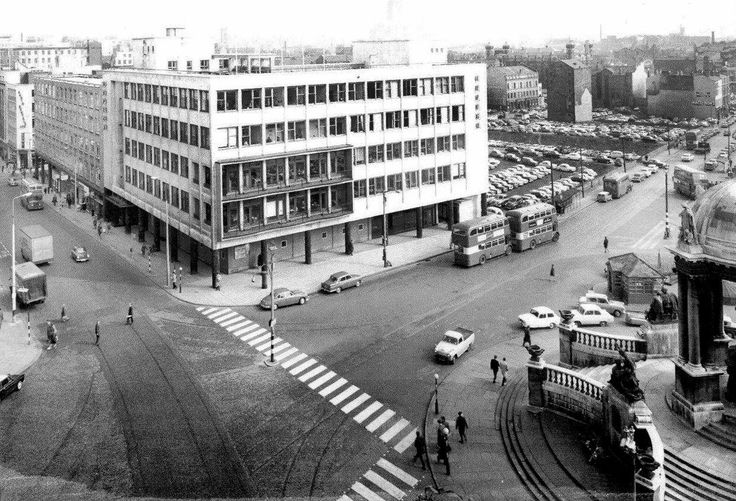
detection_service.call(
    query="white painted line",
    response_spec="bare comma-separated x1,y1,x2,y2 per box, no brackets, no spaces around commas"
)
366,409,394,432
213,311,239,323
298,365,326,382
196,306,205,312
393,427,417,453
363,470,406,500
330,385,359,406
207,308,232,319
338,496,353,501
308,371,336,390
219,315,245,327
240,328,266,341
380,419,410,443
281,352,307,368
376,458,418,487
351,482,385,501
247,333,271,346
200,307,217,314
233,324,259,336
255,338,282,352
341,392,370,414
289,358,317,375
264,343,291,358
226,320,252,332
353,401,382,424
319,377,347,397
274,347,299,362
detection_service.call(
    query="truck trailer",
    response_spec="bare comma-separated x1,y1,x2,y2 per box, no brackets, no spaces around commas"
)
14,262,47,306
19,225,53,264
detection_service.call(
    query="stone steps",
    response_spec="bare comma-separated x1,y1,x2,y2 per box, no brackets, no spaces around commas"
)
697,422,736,452
663,448,736,501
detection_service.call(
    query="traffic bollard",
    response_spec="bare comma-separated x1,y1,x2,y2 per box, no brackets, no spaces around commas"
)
148,255,152,274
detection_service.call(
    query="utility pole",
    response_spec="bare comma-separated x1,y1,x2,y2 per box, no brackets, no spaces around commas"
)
621,137,627,173
579,146,584,198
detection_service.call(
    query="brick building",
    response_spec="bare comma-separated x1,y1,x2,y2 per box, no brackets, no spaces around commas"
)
546,59,592,122
486,65,539,110
592,66,634,109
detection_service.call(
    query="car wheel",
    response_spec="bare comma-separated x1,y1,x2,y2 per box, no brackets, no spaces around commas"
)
355,280,362,287
552,232,560,242
548,322,556,329
299,297,306,305
600,321,608,327
452,355,457,365
573,321,581,327
335,287,342,294
505,245,512,256
530,239,537,250
16,381,22,391
613,310,622,317
479,255,487,265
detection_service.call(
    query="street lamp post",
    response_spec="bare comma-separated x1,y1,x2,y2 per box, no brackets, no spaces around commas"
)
267,243,277,363
579,147,585,198
664,166,670,239
381,190,399,268
178,266,182,293
11,193,32,322
621,137,627,173
434,373,439,414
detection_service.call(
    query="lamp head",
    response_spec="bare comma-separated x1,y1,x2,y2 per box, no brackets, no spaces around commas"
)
434,373,439,381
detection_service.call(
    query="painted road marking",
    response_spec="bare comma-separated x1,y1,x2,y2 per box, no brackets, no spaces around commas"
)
366,409,395,432
308,371,336,390
380,419,410,443
290,358,317,375
213,311,239,323
264,343,291,358
274,347,299,362
226,320,252,332
281,352,307,368
248,333,271,346
354,401,383,424
341,392,370,414
376,458,418,487
319,377,347,397
255,338,281,351
298,365,326,382
234,324,259,336
200,307,217,314
219,315,245,327
351,481,385,501
393,427,417,454
331,385,359,405
207,308,232,319
196,306,206,312
338,496,352,501
240,328,266,341
364,470,406,500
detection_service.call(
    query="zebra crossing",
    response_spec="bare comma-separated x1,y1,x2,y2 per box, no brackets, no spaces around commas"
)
197,305,424,501
616,220,678,251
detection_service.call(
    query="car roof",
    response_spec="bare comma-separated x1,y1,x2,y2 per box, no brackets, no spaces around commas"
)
585,291,606,299
273,287,290,294
580,303,602,311
331,271,349,278
531,306,554,314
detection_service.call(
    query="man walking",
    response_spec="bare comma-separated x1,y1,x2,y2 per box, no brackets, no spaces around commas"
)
603,236,609,253
500,357,509,386
550,264,555,278
126,303,134,325
437,427,451,475
172,271,177,290
412,431,427,470
455,411,468,443
95,321,100,345
490,355,500,383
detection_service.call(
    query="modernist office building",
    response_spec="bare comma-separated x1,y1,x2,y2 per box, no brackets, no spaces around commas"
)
103,62,488,275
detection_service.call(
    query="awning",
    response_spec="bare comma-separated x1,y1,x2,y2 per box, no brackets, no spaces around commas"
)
106,193,133,208
218,144,354,165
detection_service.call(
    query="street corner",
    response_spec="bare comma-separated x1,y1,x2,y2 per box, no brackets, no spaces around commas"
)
0,317,45,375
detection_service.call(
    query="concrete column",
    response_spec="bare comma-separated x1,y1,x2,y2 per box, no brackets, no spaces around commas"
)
39,158,45,185
687,277,702,367
211,248,220,288
304,231,312,264
47,163,53,191
344,222,354,255
190,239,199,274
260,240,268,289
170,227,179,262
137,208,147,243
481,193,488,217
678,272,689,362
124,207,132,234
446,201,454,230
527,360,546,408
153,218,161,252
416,207,423,238
710,276,724,339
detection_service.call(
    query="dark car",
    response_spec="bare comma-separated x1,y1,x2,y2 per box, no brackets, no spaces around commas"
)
0,374,24,400
595,156,613,164
543,151,561,159
259,287,309,309
70,246,89,262
321,272,363,293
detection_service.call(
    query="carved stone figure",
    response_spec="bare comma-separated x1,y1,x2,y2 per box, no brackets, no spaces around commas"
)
609,346,645,402
679,204,698,246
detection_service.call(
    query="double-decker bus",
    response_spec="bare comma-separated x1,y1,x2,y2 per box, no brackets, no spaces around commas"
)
20,178,44,210
507,203,559,251
672,165,711,200
451,214,511,267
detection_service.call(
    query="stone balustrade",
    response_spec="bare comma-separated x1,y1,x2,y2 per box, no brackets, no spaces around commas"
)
559,324,647,368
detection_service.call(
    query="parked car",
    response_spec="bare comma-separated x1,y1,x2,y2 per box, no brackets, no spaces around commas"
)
631,172,643,183
321,271,363,293
597,191,612,203
434,327,476,364
578,291,626,317
560,304,615,327
0,373,24,400
259,287,309,309
681,153,694,162
518,306,561,329
70,246,89,262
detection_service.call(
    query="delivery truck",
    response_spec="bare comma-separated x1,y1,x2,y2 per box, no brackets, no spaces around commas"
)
14,262,47,306
19,225,53,264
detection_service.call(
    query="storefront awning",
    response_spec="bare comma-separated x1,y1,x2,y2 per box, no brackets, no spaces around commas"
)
106,193,133,208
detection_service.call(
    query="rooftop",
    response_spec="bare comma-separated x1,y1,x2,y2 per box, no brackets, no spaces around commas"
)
491,65,537,77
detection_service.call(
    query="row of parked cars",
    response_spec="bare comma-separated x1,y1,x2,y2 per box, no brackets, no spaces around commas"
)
488,165,596,206
518,290,626,330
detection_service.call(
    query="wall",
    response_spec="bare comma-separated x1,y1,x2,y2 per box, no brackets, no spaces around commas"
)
558,324,648,368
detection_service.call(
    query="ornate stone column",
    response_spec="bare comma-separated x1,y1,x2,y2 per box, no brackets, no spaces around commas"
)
677,272,689,362
686,276,702,368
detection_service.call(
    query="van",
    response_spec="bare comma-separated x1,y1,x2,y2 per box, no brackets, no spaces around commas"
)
597,191,613,203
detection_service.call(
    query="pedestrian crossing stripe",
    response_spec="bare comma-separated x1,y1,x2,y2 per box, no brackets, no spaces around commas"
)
196,306,206,312
393,428,417,454
354,401,383,424
219,315,246,327
338,496,352,501
275,347,299,362
309,370,336,390
207,308,232,319
298,364,327,383
380,419,410,443
226,320,252,332
264,343,291,358
319,377,348,397
213,311,239,323
248,332,272,346
366,409,395,432
255,337,281,352
376,458,418,487
331,385,359,405
235,324,260,336
290,358,318,375
363,470,406,500
342,458,420,501
342,392,370,414
240,328,265,341
352,481,385,501
200,307,216,314
281,352,308,368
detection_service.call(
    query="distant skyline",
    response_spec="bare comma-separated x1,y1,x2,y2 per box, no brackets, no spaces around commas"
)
2,0,735,48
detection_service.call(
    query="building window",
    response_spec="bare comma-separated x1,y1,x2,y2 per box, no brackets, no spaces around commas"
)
329,117,346,136
161,86,169,105
368,176,385,195
451,105,465,122
241,88,261,109
179,121,188,143
125,165,131,183
452,162,466,179
192,162,200,184
386,142,402,160
436,106,449,124
309,118,327,138
287,85,306,105
203,165,211,189
264,87,284,107
200,59,209,70
328,83,346,102
161,118,169,138
169,120,179,140
204,202,212,225
368,145,384,163
350,115,365,133
167,60,178,70
241,125,262,145
368,113,383,132
385,111,401,129
189,124,199,146
451,76,464,92
405,171,418,188
146,175,153,194
131,140,138,158
436,77,449,94
266,158,286,186
146,144,153,163
421,168,436,185
353,179,367,198
153,147,161,166
451,134,465,150
200,127,210,149
419,78,434,96
367,81,383,99
171,187,179,208
437,136,451,152
179,88,188,109
385,80,400,98
310,153,328,178
387,173,402,191
124,138,130,155
193,196,200,220
420,108,435,125
348,82,365,100
420,138,435,155
200,90,209,111
180,190,189,213
287,120,306,141
144,84,152,102
265,123,285,143
217,127,238,149
169,87,178,107
161,150,169,170
437,164,451,182
171,154,179,175
153,116,160,135
308,84,326,104
402,79,418,96
403,140,418,157
354,147,366,165
216,90,237,111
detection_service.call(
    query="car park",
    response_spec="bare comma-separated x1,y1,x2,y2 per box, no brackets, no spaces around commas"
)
518,306,561,329
578,291,626,317
260,287,309,309
321,272,363,293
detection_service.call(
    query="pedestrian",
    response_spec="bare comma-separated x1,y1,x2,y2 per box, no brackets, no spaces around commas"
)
437,428,451,475
523,325,531,348
94,321,100,345
215,273,222,291
172,271,177,290
93,218,98,230
97,225,103,239
126,303,134,325
52,194,57,206
500,357,509,386
603,236,609,253
412,431,427,470
455,411,468,444
106,221,112,233
46,321,57,350
490,355,500,383
61,304,69,322
550,264,555,278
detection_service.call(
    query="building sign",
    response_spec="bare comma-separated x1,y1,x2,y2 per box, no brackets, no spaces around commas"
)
234,244,248,260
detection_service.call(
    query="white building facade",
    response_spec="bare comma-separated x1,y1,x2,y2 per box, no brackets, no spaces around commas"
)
0,70,34,170
103,63,487,275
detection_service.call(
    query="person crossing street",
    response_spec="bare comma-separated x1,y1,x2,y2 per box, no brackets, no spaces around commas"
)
603,236,609,253
412,431,427,470
126,303,134,325
94,321,100,345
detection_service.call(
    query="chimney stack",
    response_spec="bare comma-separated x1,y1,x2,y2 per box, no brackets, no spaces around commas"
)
566,43,574,59
712,31,715,44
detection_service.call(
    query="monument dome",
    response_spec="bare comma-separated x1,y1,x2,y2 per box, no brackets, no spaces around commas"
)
692,179,736,263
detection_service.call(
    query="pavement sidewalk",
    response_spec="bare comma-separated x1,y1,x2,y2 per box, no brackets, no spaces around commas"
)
0,314,43,375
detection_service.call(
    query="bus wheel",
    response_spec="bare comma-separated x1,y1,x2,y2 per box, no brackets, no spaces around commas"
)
552,232,560,242
505,245,512,256
530,239,537,250
479,255,487,265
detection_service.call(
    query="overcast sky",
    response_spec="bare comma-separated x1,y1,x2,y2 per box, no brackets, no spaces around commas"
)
2,0,734,47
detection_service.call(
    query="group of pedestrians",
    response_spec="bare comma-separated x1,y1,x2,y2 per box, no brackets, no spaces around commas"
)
490,355,509,385
413,412,469,476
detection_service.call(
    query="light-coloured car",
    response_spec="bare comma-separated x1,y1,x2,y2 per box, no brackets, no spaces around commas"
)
561,304,615,327
70,246,89,262
321,271,363,293
681,153,694,162
260,287,309,309
578,291,626,317
434,327,476,364
518,306,561,329
597,191,612,203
